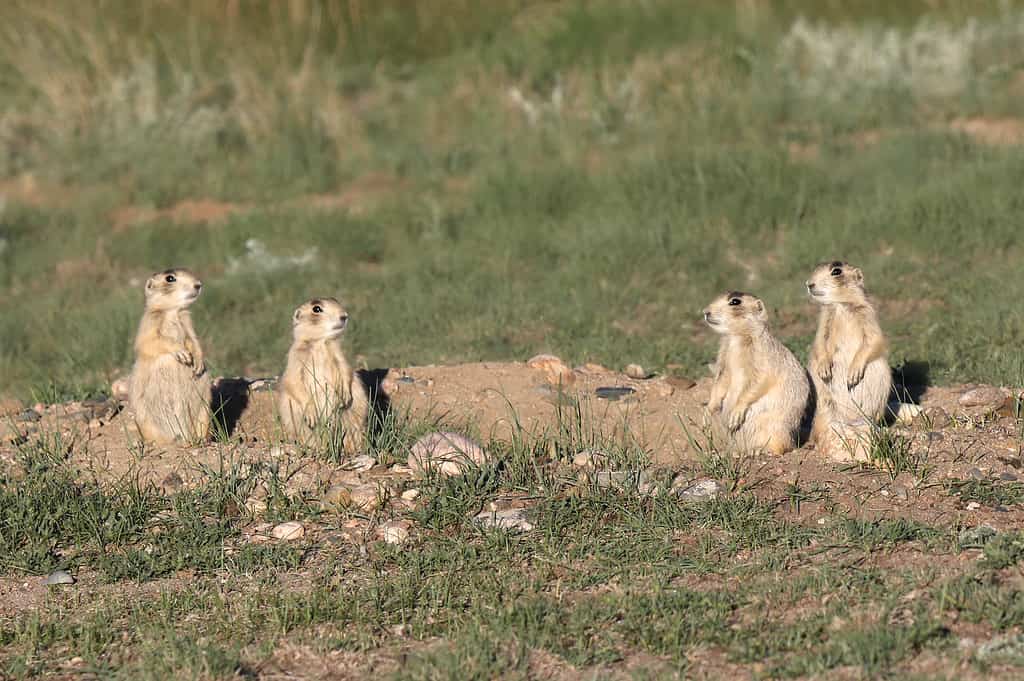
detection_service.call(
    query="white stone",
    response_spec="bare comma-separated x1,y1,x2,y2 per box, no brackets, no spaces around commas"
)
408,432,488,477
271,521,305,541
474,508,535,532
345,454,377,472
379,521,411,545
624,364,646,379
891,402,923,425
401,489,421,501
674,478,722,501
572,449,609,470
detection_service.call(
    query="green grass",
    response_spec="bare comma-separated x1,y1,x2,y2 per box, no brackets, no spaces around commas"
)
2,0,1024,400
4,2,1024,679
0,405,989,678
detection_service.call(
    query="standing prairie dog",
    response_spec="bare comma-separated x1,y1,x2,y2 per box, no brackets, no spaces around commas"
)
806,261,892,460
278,298,368,454
129,268,212,445
703,292,810,455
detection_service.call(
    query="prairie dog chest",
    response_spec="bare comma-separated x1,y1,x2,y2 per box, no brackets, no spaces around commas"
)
722,339,757,384
157,314,188,344
295,345,344,390
828,307,865,358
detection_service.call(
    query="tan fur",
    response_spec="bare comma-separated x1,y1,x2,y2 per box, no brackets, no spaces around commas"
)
703,291,810,455
278,297,368,454
806,261,892,461
129,268,211,445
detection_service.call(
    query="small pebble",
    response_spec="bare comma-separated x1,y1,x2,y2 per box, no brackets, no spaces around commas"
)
349,484,384,510
674,478,721,501
572,449,609,470
474,508,535,532
271,521,305,541
624,364,647,379
966,502,982,511
17,409,41,423
959,386,1010,409
345,454,377,472
401,489,421,501
1000,472,1018,481
379,521,411,545
45,570,75,586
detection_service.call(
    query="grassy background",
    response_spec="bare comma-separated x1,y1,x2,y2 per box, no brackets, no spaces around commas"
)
2,0,1024,400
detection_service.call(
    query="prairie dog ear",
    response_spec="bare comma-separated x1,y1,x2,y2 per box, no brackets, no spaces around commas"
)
293,307,303,324
753,298,765,314
851,267,864,284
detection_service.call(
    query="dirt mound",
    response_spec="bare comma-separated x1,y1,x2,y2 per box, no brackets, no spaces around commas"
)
2,360,1022,531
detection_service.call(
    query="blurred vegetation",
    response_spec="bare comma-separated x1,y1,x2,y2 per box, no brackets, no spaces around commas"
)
1,0,1023,400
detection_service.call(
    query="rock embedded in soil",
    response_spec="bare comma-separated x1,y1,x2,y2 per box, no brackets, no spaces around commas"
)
45,570,75,586
594,386,635,401
401,488,421,501
588,469,660,496
572,449,609,470
344,454,377,472
349,484,384,510
408,431,488,478
977,634,1024,663
526,354,575,386
474,507,535,532
959,386,1010,409
674,478,722,502
379,520,411,545
959,525,997,547
271,521,305,541
624,364,647,379
16,409,41,423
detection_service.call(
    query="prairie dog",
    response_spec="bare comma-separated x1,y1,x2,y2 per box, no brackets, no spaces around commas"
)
129,268,212,445
806,261,892,458
703,292,810,455
278,298,368,453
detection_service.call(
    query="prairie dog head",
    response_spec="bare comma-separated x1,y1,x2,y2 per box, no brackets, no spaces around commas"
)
292,297,350,342
805,261,866,305
144,268,203,311
703,291,767,336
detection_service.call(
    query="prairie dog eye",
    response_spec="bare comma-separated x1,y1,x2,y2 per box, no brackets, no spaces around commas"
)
830,267,842,277
728,298,741,306
312,305,323,314
165,274,176,283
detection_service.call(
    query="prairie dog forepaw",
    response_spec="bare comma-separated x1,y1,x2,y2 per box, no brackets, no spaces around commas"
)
847,363,865,388
817,361,833,383
175,350,194,367
727,407,747,432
